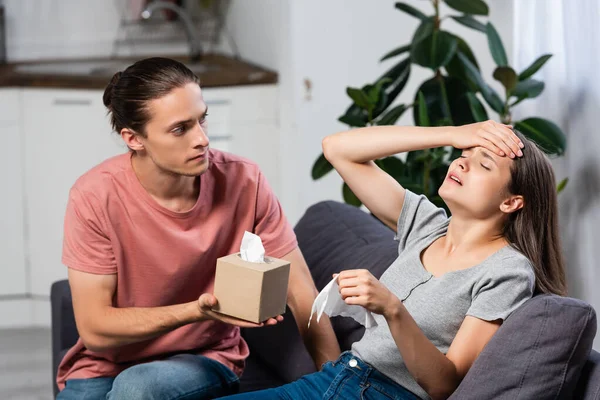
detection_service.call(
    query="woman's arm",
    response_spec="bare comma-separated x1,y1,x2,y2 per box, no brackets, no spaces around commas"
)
322,121,522,230
338,269,500,400
322,126,453,230
385,298,500,400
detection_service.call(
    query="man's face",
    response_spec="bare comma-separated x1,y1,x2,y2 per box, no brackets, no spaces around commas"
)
138,82,210,176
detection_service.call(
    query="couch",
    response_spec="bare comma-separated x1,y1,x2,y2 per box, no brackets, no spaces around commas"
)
52,200,600,399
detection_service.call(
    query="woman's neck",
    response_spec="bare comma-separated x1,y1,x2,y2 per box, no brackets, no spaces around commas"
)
443,215,507,254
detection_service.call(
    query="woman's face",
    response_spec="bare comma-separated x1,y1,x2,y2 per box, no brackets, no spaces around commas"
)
137,82,210,176
439,147,516,218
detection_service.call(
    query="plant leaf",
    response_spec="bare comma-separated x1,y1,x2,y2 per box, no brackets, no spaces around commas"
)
367,78,393,104
380,44,411,62
417,91,430,127
445,35,479,91
481,84,505,114
557,177,568,194
451,15,486,33
519,54,553,81
338,104,369,128
379,156,405,181
346,87,372,111
466,92,488,122
486,22,508,66
512,79,544,99
514,117,566,155
376,104,408,125
395,2,428,20
457,52,505,113
372,58,411,119
311,153,333,180
413,76,480,126
342,183,362,207
411,30,458,70
412,18,435,44
445,0,489,15
493,66,518,93
338,114,367,127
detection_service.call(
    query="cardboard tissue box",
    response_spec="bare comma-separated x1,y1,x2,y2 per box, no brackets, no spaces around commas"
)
212,232,290,323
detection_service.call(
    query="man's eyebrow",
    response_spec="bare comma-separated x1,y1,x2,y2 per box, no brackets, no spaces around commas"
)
166,118,193,131
165,107,209,131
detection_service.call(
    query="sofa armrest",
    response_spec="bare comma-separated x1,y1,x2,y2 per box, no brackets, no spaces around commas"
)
50,279,79,397
575,349,600,400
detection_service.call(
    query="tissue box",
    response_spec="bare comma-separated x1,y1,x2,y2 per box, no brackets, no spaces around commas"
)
212,253,290,323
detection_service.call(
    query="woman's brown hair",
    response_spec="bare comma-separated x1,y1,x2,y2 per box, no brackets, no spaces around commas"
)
504,130,567,296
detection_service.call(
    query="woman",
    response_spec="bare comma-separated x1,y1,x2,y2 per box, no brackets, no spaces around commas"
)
218,121,566,400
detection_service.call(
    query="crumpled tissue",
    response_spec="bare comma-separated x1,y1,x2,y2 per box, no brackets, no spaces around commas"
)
309,275,378,328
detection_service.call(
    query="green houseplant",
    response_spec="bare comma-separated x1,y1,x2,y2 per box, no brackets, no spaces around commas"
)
311,0,567,210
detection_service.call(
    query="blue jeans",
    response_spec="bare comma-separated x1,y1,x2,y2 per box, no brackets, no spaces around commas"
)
56,353,239,400
217,352,419,400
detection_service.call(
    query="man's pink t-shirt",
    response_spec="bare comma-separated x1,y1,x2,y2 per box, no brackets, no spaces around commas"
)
57,149,298,390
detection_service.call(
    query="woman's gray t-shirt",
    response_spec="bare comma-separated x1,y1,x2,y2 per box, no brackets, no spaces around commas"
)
351,190,535,400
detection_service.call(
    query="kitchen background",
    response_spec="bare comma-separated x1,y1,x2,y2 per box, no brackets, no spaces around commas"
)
1,0,599,399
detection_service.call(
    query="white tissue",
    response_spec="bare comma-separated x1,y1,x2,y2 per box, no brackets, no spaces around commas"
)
240,231,265,263
308,275,378,329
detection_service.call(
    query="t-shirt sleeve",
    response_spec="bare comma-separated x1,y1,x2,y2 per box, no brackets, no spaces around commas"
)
467,255,535,322
62,187,117,274
253,171,298,258
394,190,449,253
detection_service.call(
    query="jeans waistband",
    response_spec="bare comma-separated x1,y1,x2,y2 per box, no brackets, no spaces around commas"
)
332,351,419,399
333,352,381,380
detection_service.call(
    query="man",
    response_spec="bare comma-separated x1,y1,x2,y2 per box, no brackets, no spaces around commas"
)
56,57,340,399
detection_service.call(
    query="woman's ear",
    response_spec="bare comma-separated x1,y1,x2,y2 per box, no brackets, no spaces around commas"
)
121,128,144,151
500,195,525,214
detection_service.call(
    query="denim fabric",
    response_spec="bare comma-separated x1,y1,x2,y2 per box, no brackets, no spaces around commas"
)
217,352,419,400
57,353,239,400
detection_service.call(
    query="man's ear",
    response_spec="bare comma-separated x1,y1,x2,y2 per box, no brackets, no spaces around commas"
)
500,195,525,214
120,128,144,151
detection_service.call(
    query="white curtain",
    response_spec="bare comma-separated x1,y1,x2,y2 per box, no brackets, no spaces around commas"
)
514,0,600,348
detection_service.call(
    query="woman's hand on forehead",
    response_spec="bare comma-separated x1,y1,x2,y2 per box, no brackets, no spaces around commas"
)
452,120,524,159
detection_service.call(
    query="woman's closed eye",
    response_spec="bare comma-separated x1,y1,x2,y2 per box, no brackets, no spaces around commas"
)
460,153,491,170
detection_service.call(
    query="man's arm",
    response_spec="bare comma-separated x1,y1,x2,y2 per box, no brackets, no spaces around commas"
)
69,268,280,352
281,247,341,368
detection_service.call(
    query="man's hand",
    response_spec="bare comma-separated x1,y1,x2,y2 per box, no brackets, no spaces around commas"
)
197,293,283,328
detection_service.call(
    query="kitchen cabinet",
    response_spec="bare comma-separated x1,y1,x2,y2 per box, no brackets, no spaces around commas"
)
0,89,27,296
17,84,278,306
21,89,125,296
202,84,279,191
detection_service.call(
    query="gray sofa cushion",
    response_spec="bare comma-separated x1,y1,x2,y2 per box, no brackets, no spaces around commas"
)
449,294,597,399
575,349,600,400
